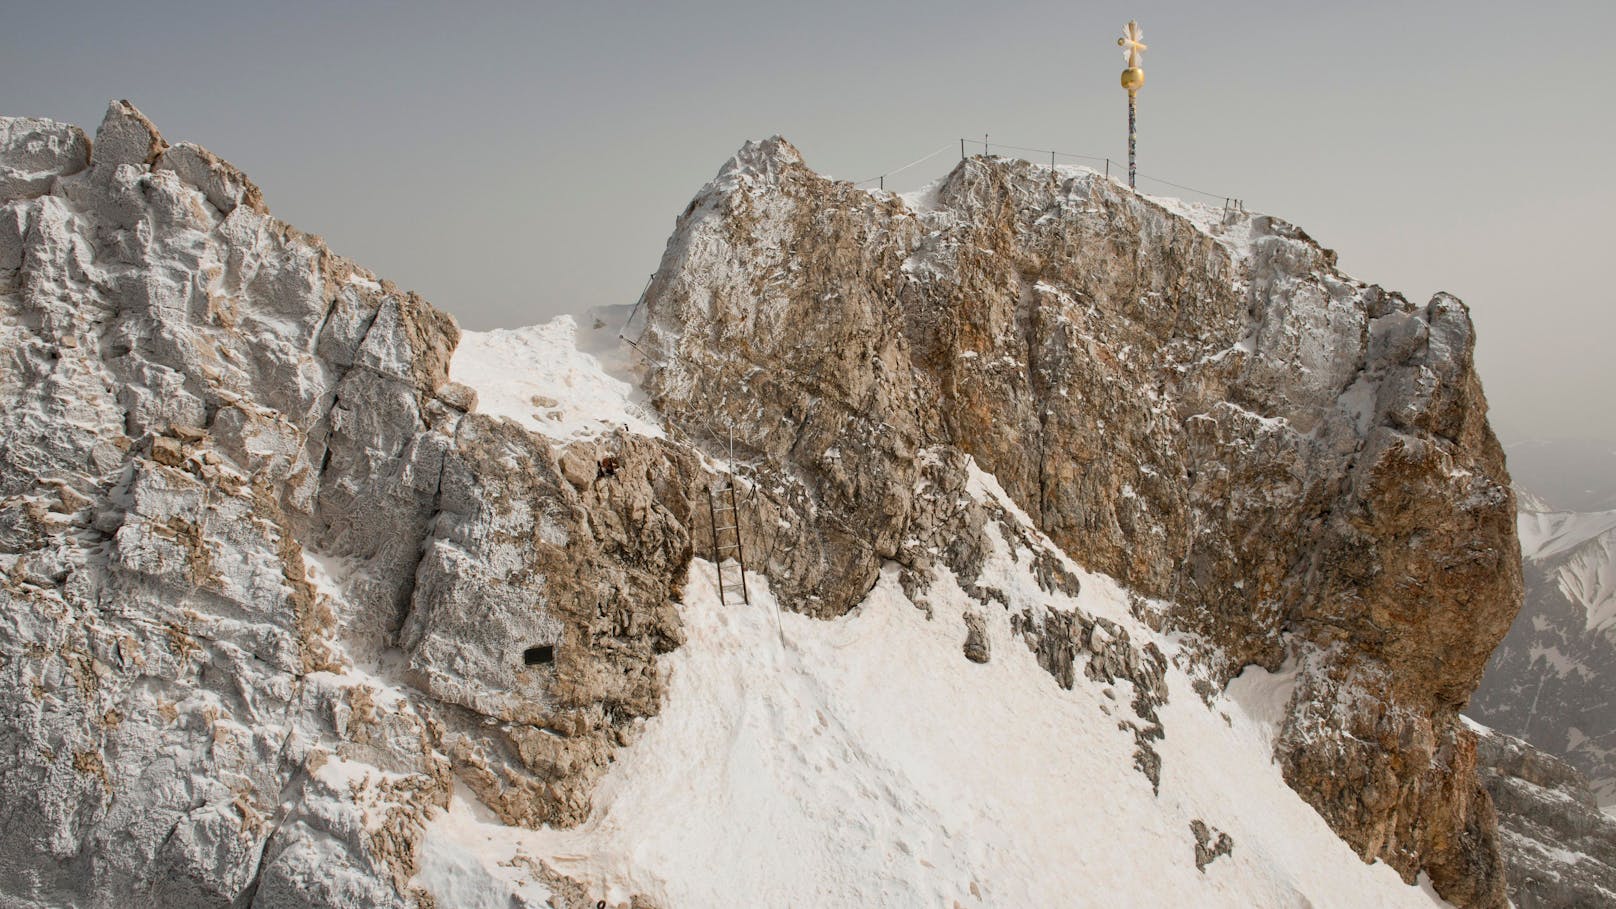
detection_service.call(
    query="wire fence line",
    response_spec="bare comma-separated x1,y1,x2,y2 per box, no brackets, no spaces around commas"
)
852,142,959,190
852,134,1245,210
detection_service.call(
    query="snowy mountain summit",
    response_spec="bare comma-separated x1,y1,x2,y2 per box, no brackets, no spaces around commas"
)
0,105,1536,907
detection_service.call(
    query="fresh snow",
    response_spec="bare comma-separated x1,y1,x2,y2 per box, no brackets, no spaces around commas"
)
1559,533,1616,635
407,452,1447,907
1518,509,1616,563
416,557,1444,908
1516,509,1616,634
451,314,662,441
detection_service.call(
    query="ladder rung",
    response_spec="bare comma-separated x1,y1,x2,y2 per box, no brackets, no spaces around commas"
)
709,472,749,608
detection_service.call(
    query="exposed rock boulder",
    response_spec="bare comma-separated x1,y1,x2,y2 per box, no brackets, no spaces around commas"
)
156,141,268,215
1191,819,1234,872
400,425,701,827
962,610,991,663
93,99,167,169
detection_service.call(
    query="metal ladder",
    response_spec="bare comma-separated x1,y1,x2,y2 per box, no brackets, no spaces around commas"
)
706,474,750,606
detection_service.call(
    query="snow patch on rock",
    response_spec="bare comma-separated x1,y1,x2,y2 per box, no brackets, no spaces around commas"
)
451,314,661,441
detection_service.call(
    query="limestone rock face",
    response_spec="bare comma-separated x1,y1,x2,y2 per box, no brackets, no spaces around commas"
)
398,425,701,827
93,100,168,169
0,117,89,202
1473,724,1616,907
0,103,694,907
639,138,1521,905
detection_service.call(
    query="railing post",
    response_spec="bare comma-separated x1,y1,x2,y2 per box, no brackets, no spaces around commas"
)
729,480,750,606
706,485,723,601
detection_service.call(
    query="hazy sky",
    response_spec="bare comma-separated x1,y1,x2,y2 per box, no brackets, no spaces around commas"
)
4,1,1612,445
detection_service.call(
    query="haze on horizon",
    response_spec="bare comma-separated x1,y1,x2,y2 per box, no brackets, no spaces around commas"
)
4,0,1612,447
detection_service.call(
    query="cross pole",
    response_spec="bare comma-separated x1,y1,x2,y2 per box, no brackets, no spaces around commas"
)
1117,20,1147,190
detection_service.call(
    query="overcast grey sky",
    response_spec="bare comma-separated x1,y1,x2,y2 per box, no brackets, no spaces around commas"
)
4,0,1612,445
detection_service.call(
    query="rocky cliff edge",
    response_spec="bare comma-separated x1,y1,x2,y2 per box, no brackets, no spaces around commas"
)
639,137,1522,906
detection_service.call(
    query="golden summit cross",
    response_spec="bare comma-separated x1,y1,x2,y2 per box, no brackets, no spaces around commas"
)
1118,20,1147,70
1117,20,1147,190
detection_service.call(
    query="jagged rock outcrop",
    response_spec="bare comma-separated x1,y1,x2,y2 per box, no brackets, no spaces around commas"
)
0,102,694,907
638,137,1520,905
1473,723,1616,907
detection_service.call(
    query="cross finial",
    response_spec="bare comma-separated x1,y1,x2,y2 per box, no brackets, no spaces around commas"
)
1118,20,1147,69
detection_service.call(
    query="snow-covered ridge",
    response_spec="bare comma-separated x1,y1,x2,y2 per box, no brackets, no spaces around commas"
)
1518,509,1616,563
1512,508,1616,634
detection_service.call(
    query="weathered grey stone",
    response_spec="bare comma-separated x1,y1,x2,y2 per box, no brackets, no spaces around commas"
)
0,106,672,907
0,116,89,202
92,99,167,169
155,140,267,214
1474,725,1616,907
962,610,990,663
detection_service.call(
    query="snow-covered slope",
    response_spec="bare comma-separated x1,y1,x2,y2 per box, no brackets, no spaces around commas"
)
409,453,1442,908
450,315,661,441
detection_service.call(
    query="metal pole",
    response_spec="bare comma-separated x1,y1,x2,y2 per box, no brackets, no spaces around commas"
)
706,485,724,602
879,175,884,191
1106,158,1110,179
961,138,965,160
728,480,750,606
983,133,989,156
1127,92,1137,190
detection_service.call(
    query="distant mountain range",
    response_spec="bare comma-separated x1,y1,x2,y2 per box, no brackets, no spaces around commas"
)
1505,438,1616,512
1471,470,1616,807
